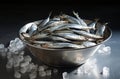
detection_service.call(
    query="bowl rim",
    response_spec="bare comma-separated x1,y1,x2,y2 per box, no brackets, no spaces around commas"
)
19,20,112,51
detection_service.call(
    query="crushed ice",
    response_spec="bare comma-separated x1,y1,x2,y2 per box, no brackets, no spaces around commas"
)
62,72,69,79
76,58,100,78
62,44,111,78
8,38,25,52
0,37,111,79
97,44,111,55
0,43,8,57
102,66,110,78
0,37,58,79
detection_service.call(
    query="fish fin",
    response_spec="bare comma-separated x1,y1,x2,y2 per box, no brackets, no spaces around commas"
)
48,11,52,18
73,11,79,18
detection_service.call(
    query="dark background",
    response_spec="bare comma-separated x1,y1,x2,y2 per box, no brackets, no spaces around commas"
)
0,1,120,43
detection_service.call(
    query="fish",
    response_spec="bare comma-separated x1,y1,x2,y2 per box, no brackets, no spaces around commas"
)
27,23,38,36
82,41,96,47
21,32,30,38
49,35,71,42
47,21,68,27
59,14,81,24
87,19,99,33
52,32,86,41
73,11,87,26
41,42,85,49
96,23,107,36
38,12,52,31
54,30,73,34
20,32,34,43
88,19,99,30
31,33,48,40
72,30,102,39
40,21,68,32
21,32,49,43
30,40,51,44
45,24,67,33
53,24,94,31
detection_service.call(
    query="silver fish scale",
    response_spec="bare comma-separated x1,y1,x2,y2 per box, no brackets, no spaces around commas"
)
46,43,85,49
31,33,48,40
60,14,81,24
53,33,86,41
55,24,94,31
49,36,71,42
39,21,68,32
96,24,106,36
72,30,102,39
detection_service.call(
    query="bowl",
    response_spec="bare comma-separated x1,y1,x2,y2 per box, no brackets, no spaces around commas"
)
19,20,112,67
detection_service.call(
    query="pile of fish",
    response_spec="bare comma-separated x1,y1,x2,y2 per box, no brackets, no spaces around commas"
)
21,11,107,49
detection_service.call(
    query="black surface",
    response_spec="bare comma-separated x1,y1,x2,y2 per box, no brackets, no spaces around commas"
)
0,3,120,79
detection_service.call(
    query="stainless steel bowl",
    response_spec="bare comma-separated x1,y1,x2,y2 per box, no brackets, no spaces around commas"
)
19,20,112,67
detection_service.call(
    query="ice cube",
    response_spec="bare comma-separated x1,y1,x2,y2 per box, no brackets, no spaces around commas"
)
13,56,21,67
8,40,16,52
20,61,29,67
103,46,111,54
14,38,24,46
20,66,28,74
13,61,20,67
7,52,12,59
77,67,84,75
6,61,13,69
8,38,25,52
32,64,38,72
27,63,35,72
30,64,38,72
13,51,19,54
46,70,52,76
0,44,5,49
8,47,15,52
77,58,98,75
0,48,8,57
6,58,14,68
14,38,20,43
97,45,111,55
9,40,14,47
0,48,7,53
19,51,25,56
29,71,37,79
102,66,110,78
38,66,45,71
62,72,69,79
17,55,24,63
39,71,46,77
14,71,21,78
24,55,32,62
16,41,24,50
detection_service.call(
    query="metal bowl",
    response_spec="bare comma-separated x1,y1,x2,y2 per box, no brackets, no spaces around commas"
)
19,20,112,67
